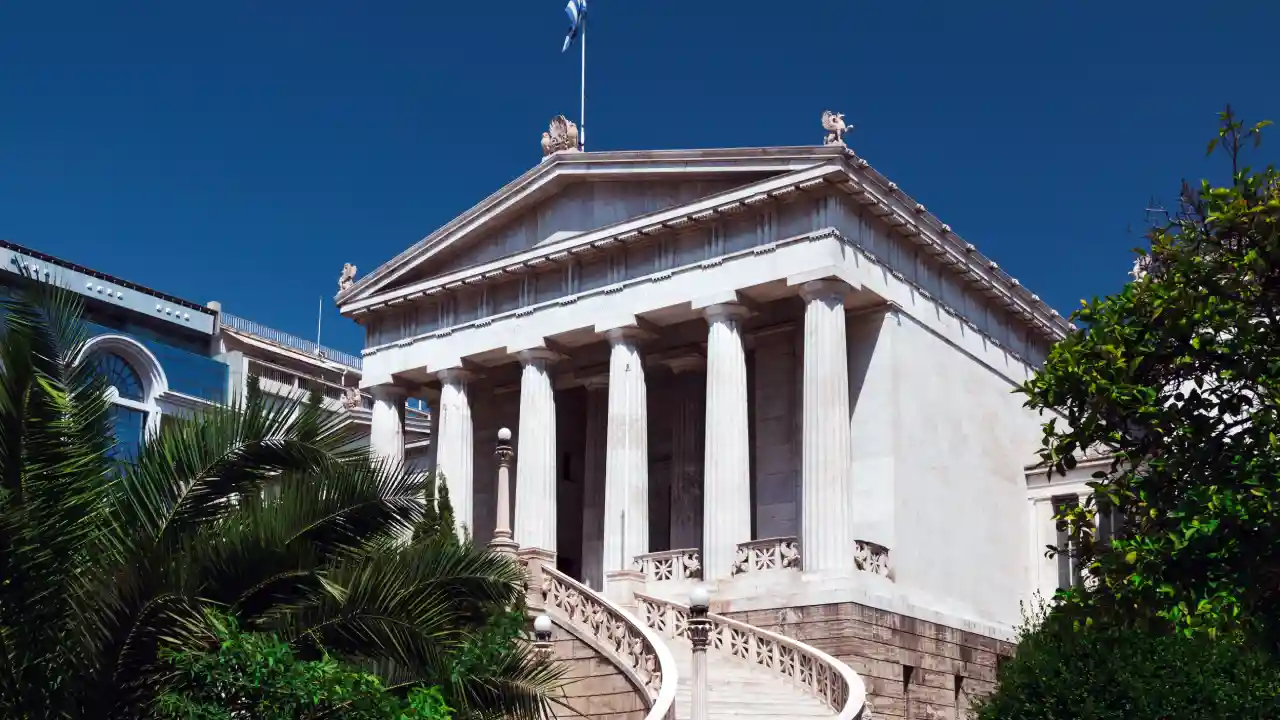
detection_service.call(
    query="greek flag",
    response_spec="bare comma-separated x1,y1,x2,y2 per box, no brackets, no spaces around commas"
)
562,0,586,52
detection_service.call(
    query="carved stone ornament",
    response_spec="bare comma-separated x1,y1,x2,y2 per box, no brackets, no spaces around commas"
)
338,263,358,292
340,386,362,410
821,110,852,147
541,115,581,157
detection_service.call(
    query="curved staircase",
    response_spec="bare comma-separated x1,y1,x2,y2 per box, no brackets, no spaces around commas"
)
530,558,867,720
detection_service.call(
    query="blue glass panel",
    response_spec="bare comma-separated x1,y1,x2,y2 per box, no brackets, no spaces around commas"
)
85,322,229,404
95,352,144,401
107,404,146,464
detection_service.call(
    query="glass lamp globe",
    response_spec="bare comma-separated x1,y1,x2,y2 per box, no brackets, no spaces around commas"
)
533,614,553,634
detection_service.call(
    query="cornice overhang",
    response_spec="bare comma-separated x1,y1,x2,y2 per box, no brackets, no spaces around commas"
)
337,146,848,304
339,161,848,316
341,150,1073,344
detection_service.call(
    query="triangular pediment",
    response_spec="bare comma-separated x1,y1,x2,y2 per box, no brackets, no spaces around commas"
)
340,146,847,304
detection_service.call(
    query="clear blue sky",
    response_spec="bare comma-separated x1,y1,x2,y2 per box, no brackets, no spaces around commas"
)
2,1,1277,355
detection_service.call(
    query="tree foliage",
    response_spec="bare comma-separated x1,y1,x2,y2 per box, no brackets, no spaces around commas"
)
1021,107,1280,645
0,282,561,719
155,610,453,720
974,606,1280,720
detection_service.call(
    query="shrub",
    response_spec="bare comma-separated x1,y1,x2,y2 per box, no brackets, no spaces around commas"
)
973,609,1280,720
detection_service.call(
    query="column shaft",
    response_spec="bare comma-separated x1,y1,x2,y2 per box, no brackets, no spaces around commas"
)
370,385,407,467
603,328,650,575
435,369,474,537
701,304,753,581
800,280,855,573
514,349,559,553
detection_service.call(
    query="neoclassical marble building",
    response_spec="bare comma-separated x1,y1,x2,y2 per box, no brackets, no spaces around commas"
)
338,121,1073,720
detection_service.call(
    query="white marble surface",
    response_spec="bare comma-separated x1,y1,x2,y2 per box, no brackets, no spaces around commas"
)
799,281,856,575
370,385,406,467
435,368,474,536
514,348,559,552
603,327,650,578
700,303,753,582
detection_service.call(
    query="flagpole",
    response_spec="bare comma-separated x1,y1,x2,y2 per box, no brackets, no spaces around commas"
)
579,14,587,151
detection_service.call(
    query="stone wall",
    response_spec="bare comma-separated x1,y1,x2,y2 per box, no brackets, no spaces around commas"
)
546,622,648,720
724,602,1013,720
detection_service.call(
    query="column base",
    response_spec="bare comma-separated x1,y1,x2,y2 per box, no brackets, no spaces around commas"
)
487,530,519,558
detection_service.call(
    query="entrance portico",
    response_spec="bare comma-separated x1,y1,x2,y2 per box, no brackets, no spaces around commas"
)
366,269,869,587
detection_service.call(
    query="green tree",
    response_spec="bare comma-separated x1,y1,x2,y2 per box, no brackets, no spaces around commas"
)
0,283,561,719
974,606,1280,720
1021,107,1280,644
155,610,454,720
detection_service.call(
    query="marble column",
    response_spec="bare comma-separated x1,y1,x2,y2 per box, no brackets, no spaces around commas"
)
701,303,753,581
603,327,650,576
581,375,609,590
370,384,407,467
514,348,559,553
800,280,855,573
666,358,706,553
435,368,474,537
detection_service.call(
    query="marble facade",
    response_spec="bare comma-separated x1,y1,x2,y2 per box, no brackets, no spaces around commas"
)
338,142,1072,637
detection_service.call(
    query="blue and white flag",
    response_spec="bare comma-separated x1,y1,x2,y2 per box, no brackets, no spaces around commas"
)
562,0,587,52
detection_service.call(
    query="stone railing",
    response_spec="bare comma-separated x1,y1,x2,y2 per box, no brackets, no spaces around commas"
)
731,536,801,575
635,592,867,720
854,540,891,577
540,566,678,720
634,548,703,582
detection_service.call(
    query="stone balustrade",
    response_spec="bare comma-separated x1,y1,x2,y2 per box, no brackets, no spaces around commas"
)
635,592,867,719
633,548,703,582
853,540,892,578
539,566,678,720
731,536,801,576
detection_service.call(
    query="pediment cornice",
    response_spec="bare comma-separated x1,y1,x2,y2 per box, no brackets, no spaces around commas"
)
340,149,1073,345
338,146,846,304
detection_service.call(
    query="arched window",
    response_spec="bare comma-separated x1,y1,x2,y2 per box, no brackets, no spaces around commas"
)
93,351,149,463
96,352,145,401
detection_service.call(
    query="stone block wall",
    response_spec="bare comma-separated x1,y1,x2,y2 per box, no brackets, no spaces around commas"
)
724,602,1013,720
546,623,648,720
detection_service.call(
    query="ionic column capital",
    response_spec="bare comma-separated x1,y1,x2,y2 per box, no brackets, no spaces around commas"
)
604,325,653,345
515,347,561,366
436,367,474,385
799,279,852,303
701,302,751,325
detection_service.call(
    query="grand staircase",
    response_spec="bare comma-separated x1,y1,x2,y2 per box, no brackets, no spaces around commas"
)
531,558,867,720
668,636,847,719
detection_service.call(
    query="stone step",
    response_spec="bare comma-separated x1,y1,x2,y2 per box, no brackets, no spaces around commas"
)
659,639,838,719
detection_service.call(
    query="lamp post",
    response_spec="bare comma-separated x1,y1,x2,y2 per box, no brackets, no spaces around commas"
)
533,613,554,660
488,428,518,556
688,586,711,720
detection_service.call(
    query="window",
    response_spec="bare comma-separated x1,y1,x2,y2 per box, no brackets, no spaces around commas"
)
96,352,144,401
1052,494,1126,591
93,351,150,464
1053,496,1083,591
1096,496,1124,547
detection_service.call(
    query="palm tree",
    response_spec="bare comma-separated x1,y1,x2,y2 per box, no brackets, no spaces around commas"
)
0,283,561,719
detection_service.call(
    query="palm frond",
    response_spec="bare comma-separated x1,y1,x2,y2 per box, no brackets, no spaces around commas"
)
0,281,119,718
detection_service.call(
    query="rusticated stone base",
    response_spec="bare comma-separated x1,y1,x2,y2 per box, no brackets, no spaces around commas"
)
722,602,1014,720
546,623,647,720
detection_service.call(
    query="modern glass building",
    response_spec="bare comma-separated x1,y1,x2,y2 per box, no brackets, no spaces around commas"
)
1,239,429,464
